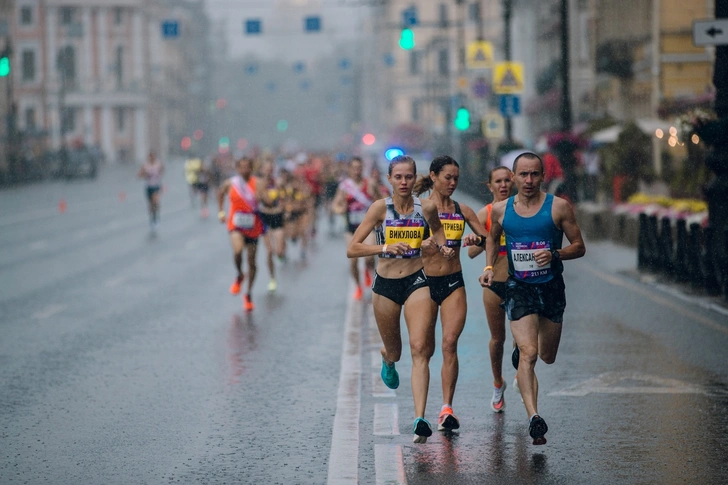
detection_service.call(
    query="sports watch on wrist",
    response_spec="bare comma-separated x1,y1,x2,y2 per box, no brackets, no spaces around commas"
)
550,249,561,261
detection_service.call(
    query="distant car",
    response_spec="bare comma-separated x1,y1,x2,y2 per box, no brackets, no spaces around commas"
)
60,148,98,179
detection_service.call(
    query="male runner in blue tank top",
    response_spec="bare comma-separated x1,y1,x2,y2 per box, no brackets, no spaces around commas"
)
479,152,586,445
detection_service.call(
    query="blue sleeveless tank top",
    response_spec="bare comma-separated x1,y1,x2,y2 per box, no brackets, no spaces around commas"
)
501,193,563,283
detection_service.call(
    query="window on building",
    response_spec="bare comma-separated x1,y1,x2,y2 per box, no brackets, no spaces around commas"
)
20,6,33,26
438,48,449,77
25,107,36,130
116,108,126,132
409,51,419,75
21,50,35,82
114,7,123,25
115,46,124,87
57,46,76,88
411,100,420,122
60,7,74,26
439,4,449,28
468,2,480,23
61,107,75,134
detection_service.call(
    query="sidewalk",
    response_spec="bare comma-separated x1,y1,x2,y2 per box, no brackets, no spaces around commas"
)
458,190,728,317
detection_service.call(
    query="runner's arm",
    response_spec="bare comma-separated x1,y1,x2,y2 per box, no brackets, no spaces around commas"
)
217,180,231,213
331,187,347,215
553,197,586,261
479,202,505,286
468,206,489,259
460,203,487,248
346,200,385,258
422,199,453,259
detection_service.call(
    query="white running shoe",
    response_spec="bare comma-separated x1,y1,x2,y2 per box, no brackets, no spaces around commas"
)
491,381,507,413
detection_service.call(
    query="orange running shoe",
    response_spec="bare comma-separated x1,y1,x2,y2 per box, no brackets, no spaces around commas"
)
364,269,373,287
437,406,460,431
243,294,254,312
353,285,363,300
230,276,243,295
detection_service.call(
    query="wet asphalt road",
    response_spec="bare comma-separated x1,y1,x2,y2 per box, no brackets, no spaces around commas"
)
1,162,728,484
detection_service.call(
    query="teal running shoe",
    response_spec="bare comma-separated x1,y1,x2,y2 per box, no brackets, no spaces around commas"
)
413,417,433,443
380,358,399,389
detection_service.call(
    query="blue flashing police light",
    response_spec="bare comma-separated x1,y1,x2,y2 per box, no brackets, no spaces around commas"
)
385,148,405,161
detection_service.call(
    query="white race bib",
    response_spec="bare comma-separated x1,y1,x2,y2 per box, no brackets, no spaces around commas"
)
510,241,551,279
233,212,255,229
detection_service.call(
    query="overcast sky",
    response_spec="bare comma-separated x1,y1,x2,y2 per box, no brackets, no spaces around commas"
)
204,0,367,61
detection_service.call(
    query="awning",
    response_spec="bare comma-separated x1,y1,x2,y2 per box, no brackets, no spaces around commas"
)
590,119,673,144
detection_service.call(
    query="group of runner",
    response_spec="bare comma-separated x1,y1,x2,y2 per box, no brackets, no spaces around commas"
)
346,152,586,446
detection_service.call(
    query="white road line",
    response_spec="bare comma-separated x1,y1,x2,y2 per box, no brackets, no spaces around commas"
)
371,350,381,369
326,297,363,485
373,403,400,436
584,266,728,335
375,444,407,485
32,304,66,320
372,373,397,398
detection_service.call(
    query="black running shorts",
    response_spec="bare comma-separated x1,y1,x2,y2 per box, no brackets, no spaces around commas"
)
427,271,465,306
486,281,507,301
261,213,284,230
504,275,566,324
372,269,428,306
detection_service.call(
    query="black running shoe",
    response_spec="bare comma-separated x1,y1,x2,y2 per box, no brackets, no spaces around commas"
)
512,344,520,370
529,415,548,445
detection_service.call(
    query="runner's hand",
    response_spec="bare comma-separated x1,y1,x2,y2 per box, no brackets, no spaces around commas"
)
218,210,226,223
386,242,412,256
479,269,494,287
421,239,439,255
439,246,455,260
461,234,479,247
533,249,551,267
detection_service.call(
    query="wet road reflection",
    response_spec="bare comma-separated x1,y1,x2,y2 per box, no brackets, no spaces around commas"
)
226,313,258,386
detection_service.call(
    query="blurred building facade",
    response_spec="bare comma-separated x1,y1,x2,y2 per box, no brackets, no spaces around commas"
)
364,0,715,162
3,0,212,165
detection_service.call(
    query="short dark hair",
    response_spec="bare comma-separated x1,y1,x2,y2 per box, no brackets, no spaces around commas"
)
512,152,544,174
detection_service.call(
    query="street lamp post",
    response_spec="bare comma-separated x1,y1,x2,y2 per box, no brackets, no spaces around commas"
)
697,0,728,300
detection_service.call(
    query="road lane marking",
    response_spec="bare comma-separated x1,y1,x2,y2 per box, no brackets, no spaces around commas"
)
550,372,706,397
372,373,397,398
375,444,407,485
326,296,363,485
584,266,728,336
32,304,66,319
373,403,400,436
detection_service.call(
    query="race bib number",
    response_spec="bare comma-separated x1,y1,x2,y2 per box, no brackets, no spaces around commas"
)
440,213,465,247
348,210,366,225
233,212,256,230
511,241,551,279
385,220,424,257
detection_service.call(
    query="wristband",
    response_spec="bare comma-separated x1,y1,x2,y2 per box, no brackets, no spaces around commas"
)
478,235,486,247
382,244,388,255
483,265,494,272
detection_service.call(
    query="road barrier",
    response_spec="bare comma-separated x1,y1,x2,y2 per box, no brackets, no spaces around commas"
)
636,213,728,300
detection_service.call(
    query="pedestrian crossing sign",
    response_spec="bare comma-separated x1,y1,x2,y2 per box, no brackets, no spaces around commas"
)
493,62,524,94
466,41,494,69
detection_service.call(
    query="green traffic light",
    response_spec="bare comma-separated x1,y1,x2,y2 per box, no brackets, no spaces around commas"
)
0,57,10,77
399,29,415,50
454,108,470,131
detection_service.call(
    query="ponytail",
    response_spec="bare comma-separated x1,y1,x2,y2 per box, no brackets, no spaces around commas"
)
413,174,433,196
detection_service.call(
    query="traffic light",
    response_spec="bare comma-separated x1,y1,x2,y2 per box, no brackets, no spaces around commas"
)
399,29,415,50
454,107,470,131
0,55,10,77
